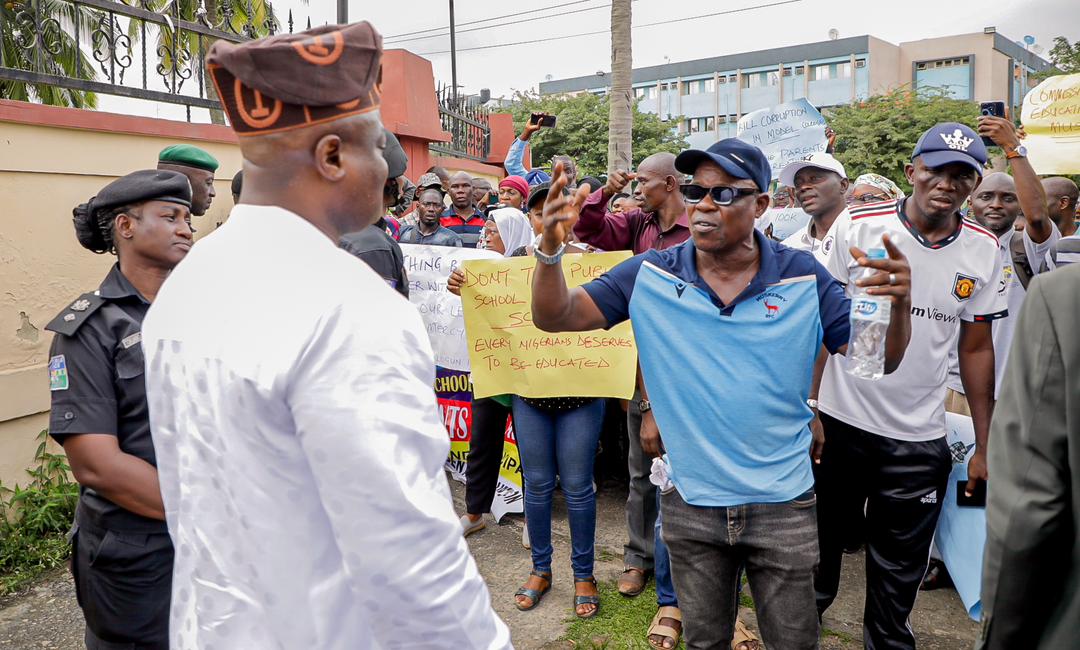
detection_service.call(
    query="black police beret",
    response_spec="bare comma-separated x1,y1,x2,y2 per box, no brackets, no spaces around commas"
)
73,170,192,254
89,169,193,214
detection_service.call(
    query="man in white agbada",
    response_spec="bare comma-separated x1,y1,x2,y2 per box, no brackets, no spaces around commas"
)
141,21,511,649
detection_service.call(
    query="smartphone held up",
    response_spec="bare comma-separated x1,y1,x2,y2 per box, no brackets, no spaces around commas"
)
978,101,1006,147
530,112,557,129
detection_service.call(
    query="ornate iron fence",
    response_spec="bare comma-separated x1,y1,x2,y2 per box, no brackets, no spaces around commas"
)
0,0,304,117
430,82,491,162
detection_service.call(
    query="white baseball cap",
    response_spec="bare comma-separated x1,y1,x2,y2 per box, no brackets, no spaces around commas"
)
779,153,847,187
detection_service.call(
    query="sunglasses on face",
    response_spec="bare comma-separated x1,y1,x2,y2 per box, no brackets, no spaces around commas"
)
680,184,758,206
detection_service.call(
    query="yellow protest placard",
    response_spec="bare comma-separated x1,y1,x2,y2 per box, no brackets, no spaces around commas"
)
460,251,637,399
1021,73,1080,174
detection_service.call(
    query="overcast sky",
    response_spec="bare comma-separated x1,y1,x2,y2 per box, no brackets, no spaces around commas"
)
99,0,1079,120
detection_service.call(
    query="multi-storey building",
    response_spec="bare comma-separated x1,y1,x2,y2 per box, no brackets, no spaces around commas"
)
539,28,1052,150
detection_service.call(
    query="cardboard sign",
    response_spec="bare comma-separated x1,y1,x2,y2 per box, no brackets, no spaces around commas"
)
759,207,811,241
401,244,500,372
460,252,638,399
737,98,828,180
1021,73,1080,174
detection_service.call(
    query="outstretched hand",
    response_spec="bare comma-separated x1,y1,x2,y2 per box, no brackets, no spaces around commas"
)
540,161,591,255
851,234,911,308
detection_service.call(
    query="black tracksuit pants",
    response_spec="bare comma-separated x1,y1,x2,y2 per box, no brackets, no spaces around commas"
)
814,412,952,650
465,397,512,515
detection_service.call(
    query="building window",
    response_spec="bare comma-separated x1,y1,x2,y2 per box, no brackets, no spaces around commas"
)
634,86,656,99
680,79,713,95
743,71,774,88
812,62,852,81
684,117,717,133
914,56,972,100
855,58,867,68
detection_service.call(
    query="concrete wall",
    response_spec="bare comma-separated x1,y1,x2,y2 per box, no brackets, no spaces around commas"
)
0,102,243,486
868,37,902,95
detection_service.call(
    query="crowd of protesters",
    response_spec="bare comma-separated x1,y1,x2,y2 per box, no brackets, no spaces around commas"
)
40,18,1080,650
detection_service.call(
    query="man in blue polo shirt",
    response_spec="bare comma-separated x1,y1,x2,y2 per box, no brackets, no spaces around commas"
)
529,141,913,649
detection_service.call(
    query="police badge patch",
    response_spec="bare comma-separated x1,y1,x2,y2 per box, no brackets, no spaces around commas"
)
49,355,69,391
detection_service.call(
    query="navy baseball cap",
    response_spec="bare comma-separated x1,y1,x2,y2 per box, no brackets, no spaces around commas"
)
675,138,771,192
911,122,987,176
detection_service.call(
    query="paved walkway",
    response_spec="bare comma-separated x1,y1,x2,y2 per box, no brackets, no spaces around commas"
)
0,477,979,649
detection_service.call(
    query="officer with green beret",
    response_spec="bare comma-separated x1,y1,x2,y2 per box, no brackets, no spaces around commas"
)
45,169,193,649
157,144,218,217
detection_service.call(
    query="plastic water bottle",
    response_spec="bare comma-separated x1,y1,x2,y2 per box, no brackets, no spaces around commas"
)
847,248,891,380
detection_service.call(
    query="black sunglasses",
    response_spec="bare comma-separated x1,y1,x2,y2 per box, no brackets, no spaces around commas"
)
680,184,759,205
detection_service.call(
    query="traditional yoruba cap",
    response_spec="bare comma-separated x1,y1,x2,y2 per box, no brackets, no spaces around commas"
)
206,22,383,137
779,152,847,187
89,170,192,213
912,123,987,176
383,129,408,178
498,175,529,200
675,138,771,192
158,144,220,172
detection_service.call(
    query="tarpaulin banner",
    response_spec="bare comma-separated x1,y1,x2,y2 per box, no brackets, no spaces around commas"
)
460,252,638,399
436,367,522,522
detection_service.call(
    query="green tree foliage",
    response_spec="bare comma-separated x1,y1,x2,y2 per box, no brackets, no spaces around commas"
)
0,0,102,108
824,86,980,194
1035,36,1080,79
509,91,687,176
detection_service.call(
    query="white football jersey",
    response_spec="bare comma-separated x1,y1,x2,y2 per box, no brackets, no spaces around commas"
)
819,199,1007,441
781,208,850,266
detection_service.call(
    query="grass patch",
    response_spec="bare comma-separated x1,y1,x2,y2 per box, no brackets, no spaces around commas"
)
562,582,685,649
822,627,857,642
0,431,78,596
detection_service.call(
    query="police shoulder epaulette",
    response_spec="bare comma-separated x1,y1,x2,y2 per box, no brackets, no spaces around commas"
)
44,293,106,336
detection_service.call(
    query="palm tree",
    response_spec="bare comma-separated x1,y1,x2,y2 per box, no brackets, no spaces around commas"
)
607,0,632,172
0,0,103,108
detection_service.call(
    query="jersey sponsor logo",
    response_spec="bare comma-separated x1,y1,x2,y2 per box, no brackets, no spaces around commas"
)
910,305,958,324
920,490,938,504
952,273,977,301
48,355,68,391
756,291,787,319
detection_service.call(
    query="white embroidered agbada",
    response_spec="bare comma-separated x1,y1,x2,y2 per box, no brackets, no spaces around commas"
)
143,204,511,649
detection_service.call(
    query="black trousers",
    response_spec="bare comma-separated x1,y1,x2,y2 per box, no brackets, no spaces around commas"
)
465,397,512,515
814,412,951,650
71,519,173,650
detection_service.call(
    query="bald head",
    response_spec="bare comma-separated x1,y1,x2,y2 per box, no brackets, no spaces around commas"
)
637,152,679,178
1043,177,1079,235
448,172,474,210
633,152,683,213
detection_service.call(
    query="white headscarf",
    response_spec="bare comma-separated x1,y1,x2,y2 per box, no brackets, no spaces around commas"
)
488,207,533,257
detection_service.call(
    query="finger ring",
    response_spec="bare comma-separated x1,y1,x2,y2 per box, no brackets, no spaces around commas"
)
889,273,897,286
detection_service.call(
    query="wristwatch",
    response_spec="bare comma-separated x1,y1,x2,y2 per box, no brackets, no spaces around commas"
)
534,241,567,265
638,399,652,413
1005,144,1028,160
806,398,819,410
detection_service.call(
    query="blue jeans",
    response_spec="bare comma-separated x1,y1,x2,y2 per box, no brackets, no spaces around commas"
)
654,490,678,607
512,397,604,580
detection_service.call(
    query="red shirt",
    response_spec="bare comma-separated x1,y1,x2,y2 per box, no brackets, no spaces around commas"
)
573,188,690,254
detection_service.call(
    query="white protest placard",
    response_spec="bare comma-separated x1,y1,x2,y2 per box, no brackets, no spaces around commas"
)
1021,72,1080,174
737,98,828,181
758,207,811,241
400,244,500,372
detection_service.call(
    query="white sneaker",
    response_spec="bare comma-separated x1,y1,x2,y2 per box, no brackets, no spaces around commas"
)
522,521,531,549
460,514,486,537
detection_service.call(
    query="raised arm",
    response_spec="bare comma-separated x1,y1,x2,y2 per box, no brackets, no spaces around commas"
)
532,162,611,333
504,116,544,177
978,116,1052,243
572,170,638,251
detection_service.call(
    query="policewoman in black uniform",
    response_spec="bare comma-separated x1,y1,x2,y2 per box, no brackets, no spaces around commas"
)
45,169,194,649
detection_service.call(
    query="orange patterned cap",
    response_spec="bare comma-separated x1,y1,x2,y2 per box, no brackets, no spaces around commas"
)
206,22,382,136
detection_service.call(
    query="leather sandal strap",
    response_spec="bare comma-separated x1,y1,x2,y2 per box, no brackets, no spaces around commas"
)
657,606,682,621
574,594,600,605
648,623,680,639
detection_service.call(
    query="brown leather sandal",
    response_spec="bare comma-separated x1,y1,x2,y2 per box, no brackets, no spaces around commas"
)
647,606,682,649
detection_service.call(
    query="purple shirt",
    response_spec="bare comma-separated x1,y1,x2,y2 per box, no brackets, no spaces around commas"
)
573,188,691,254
